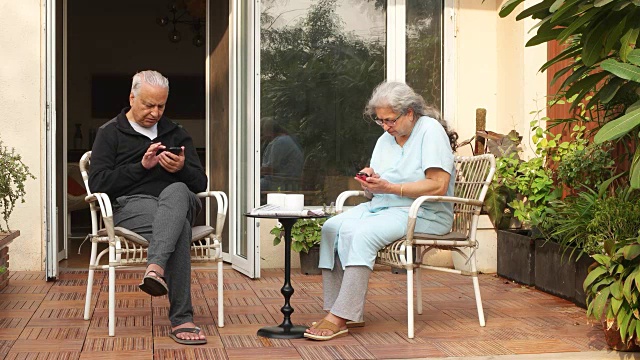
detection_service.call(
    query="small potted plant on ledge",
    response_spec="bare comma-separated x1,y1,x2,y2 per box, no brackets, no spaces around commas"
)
271,204,334,275
0,137,35,290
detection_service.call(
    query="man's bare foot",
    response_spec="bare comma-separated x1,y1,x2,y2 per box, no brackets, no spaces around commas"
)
305,313,347,337
172,322,206,342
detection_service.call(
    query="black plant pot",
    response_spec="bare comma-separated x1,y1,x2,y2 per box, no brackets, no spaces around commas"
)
497,229,536,286
534,239,575,301
529,239,593,307
299,245,321,275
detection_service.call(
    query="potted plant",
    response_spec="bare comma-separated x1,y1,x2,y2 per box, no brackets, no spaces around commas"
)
0,137,35,290
270,204,335,275
583,234,640,351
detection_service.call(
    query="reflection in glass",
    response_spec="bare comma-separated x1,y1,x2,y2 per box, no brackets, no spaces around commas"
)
260,0,386,206
406,0,443,109
260,117,304,200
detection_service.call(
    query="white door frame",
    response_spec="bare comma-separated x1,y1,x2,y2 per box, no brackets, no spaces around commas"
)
226,0,259,278
45,0,58,280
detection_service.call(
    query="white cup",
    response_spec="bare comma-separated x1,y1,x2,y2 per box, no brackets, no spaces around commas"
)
266,193,287,208
285,194,304,211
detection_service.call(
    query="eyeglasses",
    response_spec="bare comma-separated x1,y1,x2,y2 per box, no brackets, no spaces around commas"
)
372,112,403,127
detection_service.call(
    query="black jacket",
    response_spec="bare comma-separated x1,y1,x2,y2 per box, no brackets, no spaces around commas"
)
88,107,207,199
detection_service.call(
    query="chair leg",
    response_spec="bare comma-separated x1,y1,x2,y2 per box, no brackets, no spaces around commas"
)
217,259,224,327
416,267,423,315
83,242,98,321
108,245,116,336
407,266,414,339
470,250,486,327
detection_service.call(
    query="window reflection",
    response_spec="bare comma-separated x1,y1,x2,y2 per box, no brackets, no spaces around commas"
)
407,0,443,109
260,0,386,206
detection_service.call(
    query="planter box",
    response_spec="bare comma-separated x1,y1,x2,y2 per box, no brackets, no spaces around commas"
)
534,239,593,307
497,229,536,285
0,231,20,291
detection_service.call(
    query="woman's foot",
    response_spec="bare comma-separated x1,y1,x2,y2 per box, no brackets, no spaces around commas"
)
305,313,348,339
138,264,168,296
169,322,207,344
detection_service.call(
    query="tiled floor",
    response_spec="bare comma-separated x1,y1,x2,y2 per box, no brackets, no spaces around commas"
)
0,266,609,359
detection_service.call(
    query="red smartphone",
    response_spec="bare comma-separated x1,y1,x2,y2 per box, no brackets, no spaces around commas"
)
355,172,369,181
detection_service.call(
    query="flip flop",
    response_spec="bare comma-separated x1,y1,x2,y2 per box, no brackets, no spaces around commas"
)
304,319,348,341
311,320,365,328
138,270,168,296
169,326,207,345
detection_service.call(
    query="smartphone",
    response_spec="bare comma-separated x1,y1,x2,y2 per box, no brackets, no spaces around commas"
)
156,146,182,156
355,172,369,181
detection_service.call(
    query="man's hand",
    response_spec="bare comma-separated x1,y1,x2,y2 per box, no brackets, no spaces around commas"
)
142,143,164,170
158,146,185,173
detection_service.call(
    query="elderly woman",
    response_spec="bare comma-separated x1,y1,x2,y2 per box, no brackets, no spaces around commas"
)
305,82,458,341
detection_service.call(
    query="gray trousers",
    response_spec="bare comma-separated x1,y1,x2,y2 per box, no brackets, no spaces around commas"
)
113,182,201,327
322,254,372,322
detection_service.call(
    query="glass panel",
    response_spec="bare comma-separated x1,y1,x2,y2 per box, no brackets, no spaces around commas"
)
406,0,442,109
260,0,387,206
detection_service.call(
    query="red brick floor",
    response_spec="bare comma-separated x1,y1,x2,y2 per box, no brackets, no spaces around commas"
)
0,266,607,359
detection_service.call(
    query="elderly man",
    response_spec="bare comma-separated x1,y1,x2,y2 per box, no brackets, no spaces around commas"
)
89,70,208,345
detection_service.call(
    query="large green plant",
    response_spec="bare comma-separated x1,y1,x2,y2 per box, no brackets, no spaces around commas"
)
499,0,640,187
583,234,640,348
0,139,35,232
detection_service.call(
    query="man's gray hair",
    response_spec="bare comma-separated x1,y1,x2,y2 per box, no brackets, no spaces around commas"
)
364,81,458,151
131,70,170,96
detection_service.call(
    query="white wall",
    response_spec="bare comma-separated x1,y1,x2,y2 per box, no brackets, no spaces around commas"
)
0,0,45,270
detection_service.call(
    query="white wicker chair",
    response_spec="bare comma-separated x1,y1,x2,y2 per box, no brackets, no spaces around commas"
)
335,154,496,338
78,151,227,336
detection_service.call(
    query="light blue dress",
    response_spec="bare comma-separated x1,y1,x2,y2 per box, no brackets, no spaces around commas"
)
319,116,455,270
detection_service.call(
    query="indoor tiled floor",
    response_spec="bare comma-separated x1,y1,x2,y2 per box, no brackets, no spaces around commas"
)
0,266,609,359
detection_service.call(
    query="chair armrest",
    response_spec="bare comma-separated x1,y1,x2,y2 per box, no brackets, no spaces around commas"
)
196,191,229,238
335,191,366,213
408,196,483,218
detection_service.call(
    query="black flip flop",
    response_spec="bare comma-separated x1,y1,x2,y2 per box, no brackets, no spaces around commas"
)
169,326,207,345
138,270,168,296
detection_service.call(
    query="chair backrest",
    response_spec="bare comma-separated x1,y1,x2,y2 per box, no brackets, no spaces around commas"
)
450,154,496,237
79,151,92,195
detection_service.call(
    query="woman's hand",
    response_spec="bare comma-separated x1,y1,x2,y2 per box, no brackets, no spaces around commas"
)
360,176,391,194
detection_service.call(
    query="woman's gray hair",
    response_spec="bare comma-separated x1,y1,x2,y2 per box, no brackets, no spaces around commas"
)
131,70,170,96
364,81,458,151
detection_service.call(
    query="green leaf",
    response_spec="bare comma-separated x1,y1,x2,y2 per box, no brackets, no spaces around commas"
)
595,107,640,143
624,277,634,303
550,0,565,13
598,77,625,104
500,0,526,17
629,49,640,66
584,266,607,290
550,64,575,86
601,59,640,81
592,254,611,267
565,71,609,99
611,280,624,299
594,0,615,6
526,28,563,47
621,27,640,62
593,287,611,319
558,7,598,42
612,296,623,314
550,0,583,24
516,0,555,21
540,45,581,72
631,147,640,189
624,244,640,260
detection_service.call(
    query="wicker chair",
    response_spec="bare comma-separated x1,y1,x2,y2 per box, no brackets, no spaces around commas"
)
78,151,227,336
335,154,496,338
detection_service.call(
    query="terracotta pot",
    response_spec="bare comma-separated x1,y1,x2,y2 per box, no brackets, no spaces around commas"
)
602,320,640,352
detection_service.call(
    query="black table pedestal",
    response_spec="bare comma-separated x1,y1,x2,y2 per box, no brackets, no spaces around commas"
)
257,217,307,339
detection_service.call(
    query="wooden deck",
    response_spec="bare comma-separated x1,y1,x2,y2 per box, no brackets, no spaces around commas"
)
0,266,607,359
